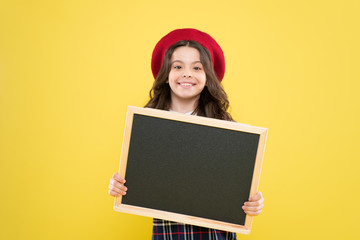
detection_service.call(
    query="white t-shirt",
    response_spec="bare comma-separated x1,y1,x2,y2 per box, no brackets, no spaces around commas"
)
169,109,194,115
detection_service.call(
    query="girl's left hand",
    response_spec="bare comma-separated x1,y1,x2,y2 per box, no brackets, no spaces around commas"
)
242,191,264,216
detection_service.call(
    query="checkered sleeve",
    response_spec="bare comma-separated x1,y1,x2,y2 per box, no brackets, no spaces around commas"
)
152,218,237,240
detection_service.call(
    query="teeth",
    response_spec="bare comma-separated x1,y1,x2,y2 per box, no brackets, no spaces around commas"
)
180,83,193,86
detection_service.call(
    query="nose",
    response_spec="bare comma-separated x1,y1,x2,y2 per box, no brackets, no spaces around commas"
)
183,69,192,78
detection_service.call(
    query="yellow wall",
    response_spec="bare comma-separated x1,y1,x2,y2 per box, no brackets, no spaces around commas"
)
1,0,359,239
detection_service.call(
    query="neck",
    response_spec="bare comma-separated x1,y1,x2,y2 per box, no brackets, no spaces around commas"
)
170,95,199,114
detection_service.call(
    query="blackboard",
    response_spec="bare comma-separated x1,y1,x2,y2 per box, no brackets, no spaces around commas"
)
114,106,267,234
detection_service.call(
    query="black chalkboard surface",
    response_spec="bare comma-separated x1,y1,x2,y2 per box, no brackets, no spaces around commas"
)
114,106,267,234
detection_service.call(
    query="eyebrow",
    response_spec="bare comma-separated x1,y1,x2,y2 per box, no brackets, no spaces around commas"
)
171,60,202,64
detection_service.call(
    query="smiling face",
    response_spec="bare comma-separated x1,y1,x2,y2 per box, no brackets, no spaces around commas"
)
167,46,206,105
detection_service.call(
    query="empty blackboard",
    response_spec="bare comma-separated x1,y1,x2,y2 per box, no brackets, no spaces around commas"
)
114,106,267,234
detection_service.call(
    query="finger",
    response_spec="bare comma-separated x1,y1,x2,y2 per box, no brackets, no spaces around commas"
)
110,179,128,191
244,209,262,216
109,183,124,193
244,198,264,207
249,191,263,201
109,184,127,196
112,173,126,184
242,204,264,212
108,189,126,197
108,189,120,197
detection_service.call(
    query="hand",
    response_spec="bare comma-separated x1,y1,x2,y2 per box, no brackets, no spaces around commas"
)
242,191,264,216
108,172,128,197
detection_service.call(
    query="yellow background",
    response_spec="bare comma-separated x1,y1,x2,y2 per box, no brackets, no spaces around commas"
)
1,0,359,239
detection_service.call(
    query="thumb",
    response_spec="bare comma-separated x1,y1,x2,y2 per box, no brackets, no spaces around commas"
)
249,191,262,201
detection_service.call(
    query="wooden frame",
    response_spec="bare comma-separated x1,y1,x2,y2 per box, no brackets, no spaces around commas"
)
114,106,268,234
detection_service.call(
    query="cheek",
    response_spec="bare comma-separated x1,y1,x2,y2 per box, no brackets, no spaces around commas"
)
168,70,177,83
167,72,177,88
196,72,207,84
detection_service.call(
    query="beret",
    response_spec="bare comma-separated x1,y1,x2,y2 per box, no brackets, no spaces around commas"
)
151,28,225,82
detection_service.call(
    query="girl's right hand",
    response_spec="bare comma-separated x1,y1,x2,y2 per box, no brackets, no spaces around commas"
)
108,172,128,197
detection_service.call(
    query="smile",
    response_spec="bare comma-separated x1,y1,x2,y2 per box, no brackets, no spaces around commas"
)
178,82,195,87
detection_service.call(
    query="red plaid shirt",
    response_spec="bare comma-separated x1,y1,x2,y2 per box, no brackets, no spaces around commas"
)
152,218,237,240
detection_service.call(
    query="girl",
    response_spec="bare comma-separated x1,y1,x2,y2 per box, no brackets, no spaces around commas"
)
108,28,264,240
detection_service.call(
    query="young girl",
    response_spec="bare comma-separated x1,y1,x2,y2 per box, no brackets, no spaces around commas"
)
108,28,264,240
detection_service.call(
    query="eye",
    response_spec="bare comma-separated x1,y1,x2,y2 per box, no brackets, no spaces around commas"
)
194,66,202,70
173,65,182,69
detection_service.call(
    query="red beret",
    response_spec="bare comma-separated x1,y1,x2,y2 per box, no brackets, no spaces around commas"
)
151,28,225,82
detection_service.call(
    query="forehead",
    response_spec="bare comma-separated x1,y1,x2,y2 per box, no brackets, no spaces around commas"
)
171,46,201,61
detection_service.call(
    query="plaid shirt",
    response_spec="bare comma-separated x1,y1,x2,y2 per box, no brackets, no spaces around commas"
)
152,218,237,240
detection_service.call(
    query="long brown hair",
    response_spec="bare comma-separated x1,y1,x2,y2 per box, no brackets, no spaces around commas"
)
144,40,233,121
